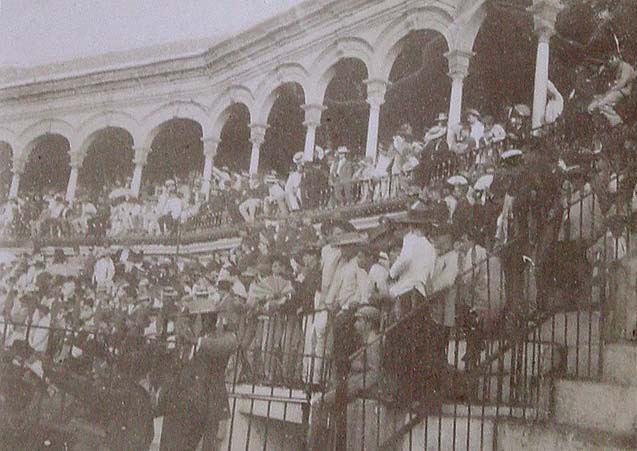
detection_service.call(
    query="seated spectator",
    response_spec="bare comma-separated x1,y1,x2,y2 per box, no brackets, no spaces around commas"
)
588,54,636,127
466,109,485,143
482,115,506,145
263,172,288,218
450,123,477,155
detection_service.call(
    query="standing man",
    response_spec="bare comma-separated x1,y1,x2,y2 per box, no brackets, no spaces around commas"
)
160,298,238,451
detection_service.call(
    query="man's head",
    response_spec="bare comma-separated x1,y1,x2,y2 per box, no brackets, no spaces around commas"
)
270,255,287,276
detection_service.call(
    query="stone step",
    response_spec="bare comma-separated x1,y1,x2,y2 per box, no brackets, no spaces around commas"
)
554,379,637,435
603,342,637,386
496,419,635,450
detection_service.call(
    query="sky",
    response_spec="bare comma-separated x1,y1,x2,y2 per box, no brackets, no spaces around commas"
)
0,0,306,67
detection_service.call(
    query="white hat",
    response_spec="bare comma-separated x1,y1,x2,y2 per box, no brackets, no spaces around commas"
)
474,174,494,191
513,104,531,117
293,152,304,164
164,179,176,186
447,175,469,186
501,149,523,160
264,175,278,184
337,146,349,155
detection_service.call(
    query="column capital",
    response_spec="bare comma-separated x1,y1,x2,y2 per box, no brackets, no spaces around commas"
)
301,104,326,128
133,146,151,166
249,123,268,146
444,50,474,81
364,78,388,108
202,137,220,159
528,0,563,42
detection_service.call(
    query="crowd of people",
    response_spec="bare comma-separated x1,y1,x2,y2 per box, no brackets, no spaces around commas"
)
0,53,636,449
0,95,547,243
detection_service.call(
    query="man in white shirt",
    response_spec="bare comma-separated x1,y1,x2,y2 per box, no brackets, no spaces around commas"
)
159,191,183,235
389,211,437,315
93,251,115,290
285,152,304,211
323,239,369,311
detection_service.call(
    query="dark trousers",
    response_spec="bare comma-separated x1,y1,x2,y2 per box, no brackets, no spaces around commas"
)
158,215,178,235
385,290,449,407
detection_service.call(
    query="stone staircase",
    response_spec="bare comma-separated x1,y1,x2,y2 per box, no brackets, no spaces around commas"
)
496,342,637,450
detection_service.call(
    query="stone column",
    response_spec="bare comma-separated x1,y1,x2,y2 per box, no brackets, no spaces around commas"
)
130,147,150,197
201,137,219,198
444,50,473,144
249,123,268,175
65,158,83,204
529,0,563,129
364,79,388,162
301,104,326,161
8,156,25,198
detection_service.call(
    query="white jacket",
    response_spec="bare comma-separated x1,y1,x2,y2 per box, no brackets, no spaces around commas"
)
389,232,437,298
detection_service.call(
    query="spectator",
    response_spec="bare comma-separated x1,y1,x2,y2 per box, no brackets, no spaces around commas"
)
331,147,354,206
482,115,506,145
466,109,485,143
285,152,304,212
263,172,288,218
93,249,115,291
588,54,636,127
545,80,564,125
389,209,437,313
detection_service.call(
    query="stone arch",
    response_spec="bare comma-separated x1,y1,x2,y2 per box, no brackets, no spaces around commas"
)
452,3,488,54
0,127,16,153
77,110,143,154
210,85,255,137
372,7,453,80
19,118,76,151
309,37,374,102
141,100,209,149
253,63,310,123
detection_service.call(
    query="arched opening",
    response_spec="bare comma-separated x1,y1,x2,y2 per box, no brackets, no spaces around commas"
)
21,134,70,196
143,118,203,196
0,143,12,200
261,82,306,175
380,29,449,142
464,2,536,119
216,104,251,173
318,58,369,153
78,127,134,199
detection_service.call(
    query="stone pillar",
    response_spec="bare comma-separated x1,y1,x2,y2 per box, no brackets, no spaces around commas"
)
65,162,82,204
444,50,473,144
249,123,267,175
301,104,326,161
201,137,219,198
529,0,563,129
8,156,25,198
364,79,388,162
130,147,150,197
